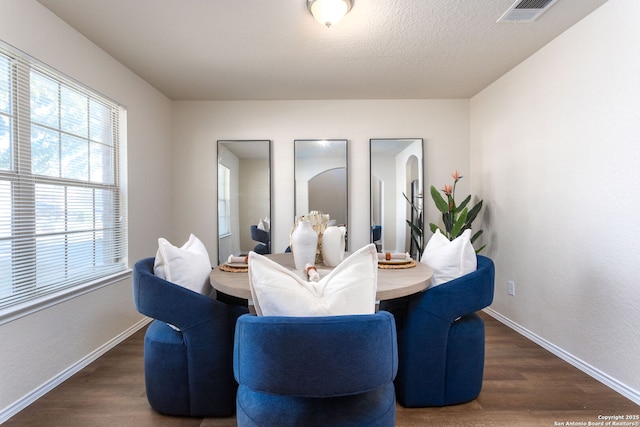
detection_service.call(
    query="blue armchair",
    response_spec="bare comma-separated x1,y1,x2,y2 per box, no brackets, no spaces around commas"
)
132,257,248,416
250,225,270,254
384,255,495,407
233,311,398,427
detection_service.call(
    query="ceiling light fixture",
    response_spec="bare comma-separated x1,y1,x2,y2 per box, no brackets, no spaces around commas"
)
307,0,352,28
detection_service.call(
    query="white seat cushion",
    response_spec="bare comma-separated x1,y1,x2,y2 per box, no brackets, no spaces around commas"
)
248,244,378,316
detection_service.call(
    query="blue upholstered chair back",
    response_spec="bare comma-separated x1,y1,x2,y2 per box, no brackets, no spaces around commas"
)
133,257,220,328
234,311,398,426
132,257,246,416
372,225,382,242
410,255,495,321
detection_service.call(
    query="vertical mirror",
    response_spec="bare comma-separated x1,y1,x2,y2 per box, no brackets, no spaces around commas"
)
370,138,423,258
217,140,271,264
294,139,348,248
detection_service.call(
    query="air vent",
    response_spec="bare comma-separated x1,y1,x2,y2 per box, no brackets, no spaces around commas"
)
497,0,559,22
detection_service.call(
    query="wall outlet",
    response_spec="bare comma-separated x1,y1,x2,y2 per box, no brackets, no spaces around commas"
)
507,280,516,296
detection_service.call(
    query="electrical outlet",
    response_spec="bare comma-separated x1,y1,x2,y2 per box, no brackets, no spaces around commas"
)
507,280,516,296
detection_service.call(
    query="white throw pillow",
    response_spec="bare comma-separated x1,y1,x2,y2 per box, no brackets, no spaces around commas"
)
421,229,477,287
248,244,378,316
154,234,212,295
257,218,270,232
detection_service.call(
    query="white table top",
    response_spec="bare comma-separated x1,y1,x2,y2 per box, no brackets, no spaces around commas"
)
210,252,433,302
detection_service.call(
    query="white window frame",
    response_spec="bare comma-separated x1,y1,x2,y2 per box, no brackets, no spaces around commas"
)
0,41,128,322
218,164,231,237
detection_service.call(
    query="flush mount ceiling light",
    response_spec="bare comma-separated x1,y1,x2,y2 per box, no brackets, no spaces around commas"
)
307,0,352,28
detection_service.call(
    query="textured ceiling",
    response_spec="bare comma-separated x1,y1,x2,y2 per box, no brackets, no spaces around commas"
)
36,0,608,101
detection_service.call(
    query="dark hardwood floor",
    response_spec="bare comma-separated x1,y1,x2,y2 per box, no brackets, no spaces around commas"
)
5,312,638,426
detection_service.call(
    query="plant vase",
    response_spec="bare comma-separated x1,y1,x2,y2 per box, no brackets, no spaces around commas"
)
291,220,318,270
321,226,346,267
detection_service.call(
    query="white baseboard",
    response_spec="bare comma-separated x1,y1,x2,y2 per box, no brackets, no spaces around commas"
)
0,317,151,424
484,308,640,406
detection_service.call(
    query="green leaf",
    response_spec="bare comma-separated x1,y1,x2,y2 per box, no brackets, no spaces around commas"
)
474,244,486,254
471,229,483,244
430,185,449,213
429,223,446,236
410,233,421,254
457,195,471,213
442,211,454,235
450,208,468,238
465,200,483,227
405,219,422,236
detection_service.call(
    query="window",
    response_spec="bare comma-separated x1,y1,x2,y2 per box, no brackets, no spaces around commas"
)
0,42,127,312
218,164,231,237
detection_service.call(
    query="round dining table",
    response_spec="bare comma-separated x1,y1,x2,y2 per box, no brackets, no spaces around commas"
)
210,252,433,310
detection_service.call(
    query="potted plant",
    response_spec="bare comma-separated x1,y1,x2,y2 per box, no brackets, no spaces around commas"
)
429,171,485,253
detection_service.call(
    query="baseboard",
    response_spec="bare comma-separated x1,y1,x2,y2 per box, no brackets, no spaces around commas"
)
0,317,152,424
483,308,640,406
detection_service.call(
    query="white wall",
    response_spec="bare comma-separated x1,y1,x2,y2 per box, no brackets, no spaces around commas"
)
239,158,269,252
371,154,396,248
0,0,172,417
394,141,422,254
171,100,470,260
471,0,640,400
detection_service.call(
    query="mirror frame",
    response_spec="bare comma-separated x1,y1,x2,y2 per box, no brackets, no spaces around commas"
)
294,139,348,247
369,138,424,258
216,140,271,264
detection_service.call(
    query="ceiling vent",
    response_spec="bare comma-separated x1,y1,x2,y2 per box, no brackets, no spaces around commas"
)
497,0,559,23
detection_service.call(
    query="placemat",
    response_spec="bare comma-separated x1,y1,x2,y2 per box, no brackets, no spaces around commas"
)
378,260,416,269
219,263,248,273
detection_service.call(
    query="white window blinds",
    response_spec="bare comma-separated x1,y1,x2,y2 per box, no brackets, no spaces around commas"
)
0,41,127,311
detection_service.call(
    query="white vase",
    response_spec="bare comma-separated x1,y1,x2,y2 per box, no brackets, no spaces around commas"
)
291,220,318,270
321,226,346,267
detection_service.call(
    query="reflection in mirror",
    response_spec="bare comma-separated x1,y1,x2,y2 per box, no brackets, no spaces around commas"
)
370,138,423,258
294,139,348,248
217,140,271,264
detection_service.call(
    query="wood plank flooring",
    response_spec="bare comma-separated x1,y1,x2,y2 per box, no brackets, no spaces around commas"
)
5,312,638,426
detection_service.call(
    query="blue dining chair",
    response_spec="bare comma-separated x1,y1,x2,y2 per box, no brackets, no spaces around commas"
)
132,257,248,416
233,311,398,426
250,225,270,254
383,255,495,407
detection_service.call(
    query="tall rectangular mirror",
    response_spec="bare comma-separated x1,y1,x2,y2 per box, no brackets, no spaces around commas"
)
370,138,423,258
217,140,271,264
294,139,348,248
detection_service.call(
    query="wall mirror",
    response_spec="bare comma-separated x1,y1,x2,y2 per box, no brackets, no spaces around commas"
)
217,140,271,264
370,138,423,258
294,139,348,247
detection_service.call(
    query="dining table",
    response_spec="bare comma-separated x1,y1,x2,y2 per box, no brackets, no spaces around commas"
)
210,252,433,312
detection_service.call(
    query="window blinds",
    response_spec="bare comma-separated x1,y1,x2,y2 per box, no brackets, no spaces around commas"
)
0,41,127,311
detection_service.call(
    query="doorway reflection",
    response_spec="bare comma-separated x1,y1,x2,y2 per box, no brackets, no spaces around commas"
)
294,139,348,227
370,138,423,258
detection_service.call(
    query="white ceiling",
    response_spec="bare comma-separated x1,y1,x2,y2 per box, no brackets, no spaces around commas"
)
36,0,608,101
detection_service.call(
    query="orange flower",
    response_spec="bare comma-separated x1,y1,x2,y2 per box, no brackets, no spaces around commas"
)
442,184,453,196
452,171,462,182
